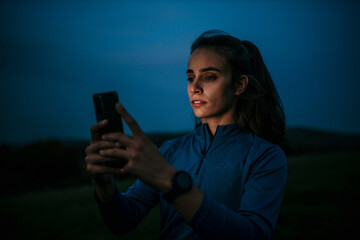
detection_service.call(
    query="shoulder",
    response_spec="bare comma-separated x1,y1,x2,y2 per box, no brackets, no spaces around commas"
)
248,134,287,169
226,130,286,161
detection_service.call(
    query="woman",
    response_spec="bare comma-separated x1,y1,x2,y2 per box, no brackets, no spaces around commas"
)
85,30,287,239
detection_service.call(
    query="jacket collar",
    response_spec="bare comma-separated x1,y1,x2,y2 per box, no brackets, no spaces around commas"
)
194,123,245,155
195,123,242,139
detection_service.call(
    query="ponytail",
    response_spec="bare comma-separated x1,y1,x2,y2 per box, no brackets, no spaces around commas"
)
239,40,285,144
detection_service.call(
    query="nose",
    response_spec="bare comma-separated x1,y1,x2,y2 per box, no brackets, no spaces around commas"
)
189,78,203,94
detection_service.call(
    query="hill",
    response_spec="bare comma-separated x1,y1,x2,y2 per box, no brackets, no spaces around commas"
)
283,127,360,154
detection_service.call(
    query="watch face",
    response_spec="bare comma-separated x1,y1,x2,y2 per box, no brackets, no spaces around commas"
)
177,172,192,189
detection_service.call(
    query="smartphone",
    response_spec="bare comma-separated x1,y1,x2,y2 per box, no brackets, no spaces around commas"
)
93,91,126,168
93,91,124,135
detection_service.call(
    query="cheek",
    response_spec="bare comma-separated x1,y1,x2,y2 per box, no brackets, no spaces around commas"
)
212,81,229,97
217,85,236,106
187,84,191,98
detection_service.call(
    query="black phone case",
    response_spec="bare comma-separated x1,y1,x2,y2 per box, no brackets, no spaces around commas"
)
93,91,124,135
93,91,126,168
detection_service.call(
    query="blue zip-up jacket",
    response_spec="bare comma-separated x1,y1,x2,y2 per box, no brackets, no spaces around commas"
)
96,123,287,239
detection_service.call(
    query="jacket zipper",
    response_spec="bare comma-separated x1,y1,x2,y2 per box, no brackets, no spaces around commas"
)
195,126,217,175
195,150,206,175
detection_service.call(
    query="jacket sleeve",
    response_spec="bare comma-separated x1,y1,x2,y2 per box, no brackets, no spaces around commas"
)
189,145,287,240
95,179,160,235
94,141,174,235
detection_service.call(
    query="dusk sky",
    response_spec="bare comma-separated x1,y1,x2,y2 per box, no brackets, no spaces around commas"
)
1,0,360,144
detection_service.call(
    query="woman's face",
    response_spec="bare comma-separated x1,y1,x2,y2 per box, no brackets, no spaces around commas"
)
187,48,238,125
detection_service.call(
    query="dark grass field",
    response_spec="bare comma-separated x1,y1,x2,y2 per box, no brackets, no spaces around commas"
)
1,151,359,239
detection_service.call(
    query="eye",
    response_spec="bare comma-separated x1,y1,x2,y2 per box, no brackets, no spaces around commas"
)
187,74,195,82
203,74,217,81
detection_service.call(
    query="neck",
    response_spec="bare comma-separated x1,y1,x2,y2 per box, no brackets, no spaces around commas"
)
200,102,237,136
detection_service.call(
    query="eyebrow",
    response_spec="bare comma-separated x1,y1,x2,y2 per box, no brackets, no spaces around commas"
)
186,67,222,74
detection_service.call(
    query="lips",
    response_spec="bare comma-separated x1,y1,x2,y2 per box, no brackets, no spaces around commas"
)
191,99,206,107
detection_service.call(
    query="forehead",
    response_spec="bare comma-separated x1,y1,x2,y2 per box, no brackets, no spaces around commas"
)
187,48,228,71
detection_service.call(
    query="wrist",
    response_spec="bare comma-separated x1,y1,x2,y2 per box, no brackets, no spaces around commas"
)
92,174,116,202
163,170,193,203
156,166,177,194
92,174,114,186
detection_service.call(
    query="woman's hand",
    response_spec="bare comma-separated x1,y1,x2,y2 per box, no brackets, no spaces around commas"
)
85,119,125,201
85,120,122,177
87,103,203,220
99,103,177,193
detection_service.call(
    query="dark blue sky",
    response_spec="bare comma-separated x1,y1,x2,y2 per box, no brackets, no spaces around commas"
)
1,0,360,144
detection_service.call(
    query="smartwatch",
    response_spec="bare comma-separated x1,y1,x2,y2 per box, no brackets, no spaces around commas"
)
163,171,193,203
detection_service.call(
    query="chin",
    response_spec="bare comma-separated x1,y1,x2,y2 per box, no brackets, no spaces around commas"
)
193,111,209,119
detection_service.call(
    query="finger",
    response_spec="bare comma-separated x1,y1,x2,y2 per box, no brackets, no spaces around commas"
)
115,103,144,137
101,132,134,147
99,147,131,159
85,153,128,169
85,153,120,165
90,120,108,143
85,140,118,154
87,163,122,175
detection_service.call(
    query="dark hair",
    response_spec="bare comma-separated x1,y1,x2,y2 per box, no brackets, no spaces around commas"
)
191,30,285,144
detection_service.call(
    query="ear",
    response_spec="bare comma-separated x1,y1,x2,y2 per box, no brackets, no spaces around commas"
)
234,75,248,96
